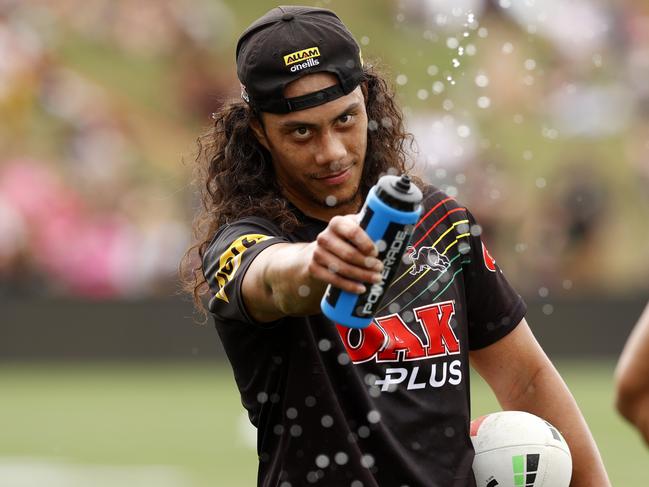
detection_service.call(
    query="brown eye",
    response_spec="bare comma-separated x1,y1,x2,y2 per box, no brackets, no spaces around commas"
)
338,114,353,124
294,127,310,138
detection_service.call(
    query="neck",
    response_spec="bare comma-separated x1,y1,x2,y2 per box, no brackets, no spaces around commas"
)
282,187,363,222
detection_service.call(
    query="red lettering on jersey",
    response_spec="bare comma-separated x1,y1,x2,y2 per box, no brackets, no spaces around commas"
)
336,323,386,363
374,315,427,361
482,241,497,272
414,301,460,357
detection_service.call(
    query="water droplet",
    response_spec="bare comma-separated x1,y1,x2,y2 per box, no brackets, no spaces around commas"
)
402,310,414,322
335,451,349,465
524,59,536,71
321,415,334,428
446,37,459,49
475,73,489,88
280,481,292,487
328,262,339,273
376,240,387,252
361,454,375,468
542,304,554,315
515,243,527,253
478,27,488,38
562,279,573,290
523,150,533,161
257,392,268,404
368,119,379,131
538,287,549,298
351,481,364,487
290,424,303,437
325,195,338,207
592,54,602,67
337,353,351,365
287,407,298,419
315,454,330,468
270,393,280,403
427,65,439,76
465,44,476,56
499,0,512,8
442,99,454,111
513,114,524,124
306,471,318,483
367,410,381,423
457,223,470,234
444,426,455,437
432,81,445,94
458,46,465,56
457,125,471,138
274,424,285,435
452,58,460,68
369,386,381,398
318,339,332,351
458,242,471,255
298,285,311,297
358,426,370,438
502,42,514,54
361,36,370,46
396,74,408,86
535,177,547,189
477,96,491,109
381,117,393,128
470,224,482,236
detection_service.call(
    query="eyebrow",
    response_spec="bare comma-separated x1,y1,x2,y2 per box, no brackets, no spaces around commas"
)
279,102,361,130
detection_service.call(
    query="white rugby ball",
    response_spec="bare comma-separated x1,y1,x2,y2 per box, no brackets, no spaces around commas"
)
470,411,572,487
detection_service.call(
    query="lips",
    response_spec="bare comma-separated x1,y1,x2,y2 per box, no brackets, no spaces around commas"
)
314,167,352,185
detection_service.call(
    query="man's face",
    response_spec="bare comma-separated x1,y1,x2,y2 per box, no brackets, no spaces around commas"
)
252,72,368,220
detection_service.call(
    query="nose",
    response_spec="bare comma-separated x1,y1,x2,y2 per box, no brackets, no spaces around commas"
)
314,129,347,167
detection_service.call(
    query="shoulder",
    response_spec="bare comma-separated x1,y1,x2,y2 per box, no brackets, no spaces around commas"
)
202,217,284,275
417,183,471,222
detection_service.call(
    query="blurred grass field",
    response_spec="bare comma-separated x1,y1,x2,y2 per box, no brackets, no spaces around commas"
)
0,361,645,486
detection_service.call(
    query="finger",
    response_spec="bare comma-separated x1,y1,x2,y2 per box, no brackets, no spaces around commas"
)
312,247,383,286
316,232,383,271
329,215,378,257
310,263,367,294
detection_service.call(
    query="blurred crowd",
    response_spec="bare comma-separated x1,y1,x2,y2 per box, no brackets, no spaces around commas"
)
0,0,647,299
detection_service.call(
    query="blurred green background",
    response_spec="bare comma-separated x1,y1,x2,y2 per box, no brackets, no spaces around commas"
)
1,362,646,486
1,0,648,485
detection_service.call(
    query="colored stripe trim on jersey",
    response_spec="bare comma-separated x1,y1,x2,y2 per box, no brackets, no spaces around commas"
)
412,207,466,248
391,219,469,287
414,195,455,229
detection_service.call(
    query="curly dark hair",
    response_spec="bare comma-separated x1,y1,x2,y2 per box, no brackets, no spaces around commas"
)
180,65,416,320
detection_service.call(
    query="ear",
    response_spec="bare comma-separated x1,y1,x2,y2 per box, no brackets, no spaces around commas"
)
250,115,270,152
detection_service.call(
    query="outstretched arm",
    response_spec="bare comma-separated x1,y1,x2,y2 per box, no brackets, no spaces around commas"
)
241,215,383,322
615,301,649,446
470,319,611,487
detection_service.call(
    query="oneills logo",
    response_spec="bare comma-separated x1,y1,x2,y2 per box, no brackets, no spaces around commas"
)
284,47,320,66
214,234,272,302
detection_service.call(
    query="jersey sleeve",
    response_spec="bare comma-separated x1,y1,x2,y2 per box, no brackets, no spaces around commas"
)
462,209,527,350
202,217,288,325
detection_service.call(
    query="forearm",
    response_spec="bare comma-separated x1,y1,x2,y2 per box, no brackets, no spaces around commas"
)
502,363,611,487
615,302,649,445
262,242,326,316
242,242,325,321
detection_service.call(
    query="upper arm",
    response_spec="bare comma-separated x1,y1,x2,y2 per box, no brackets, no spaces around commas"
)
470,318,554,407
615,302,649,413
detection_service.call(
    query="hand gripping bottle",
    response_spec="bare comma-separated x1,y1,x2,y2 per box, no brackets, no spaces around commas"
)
320,174,423,328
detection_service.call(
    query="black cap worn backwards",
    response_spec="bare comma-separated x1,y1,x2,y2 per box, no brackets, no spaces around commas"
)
236,5,364,114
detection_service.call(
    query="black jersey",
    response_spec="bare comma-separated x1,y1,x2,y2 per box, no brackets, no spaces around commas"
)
203,186,526,487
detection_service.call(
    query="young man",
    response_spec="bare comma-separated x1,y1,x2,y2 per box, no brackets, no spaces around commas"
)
185,6,610,486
